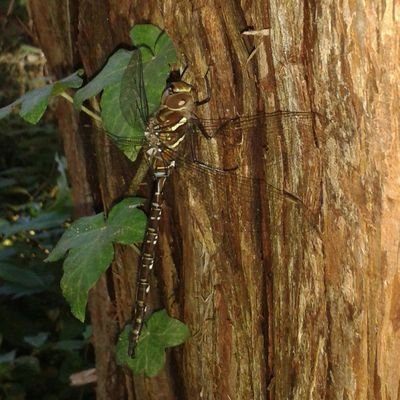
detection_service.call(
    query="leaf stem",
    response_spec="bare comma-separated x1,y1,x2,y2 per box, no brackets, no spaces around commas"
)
59,92,102,123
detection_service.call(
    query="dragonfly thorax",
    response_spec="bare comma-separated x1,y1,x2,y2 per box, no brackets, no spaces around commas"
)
144,109,188,174
143,78,194,156
155,107,188,130
160,81,195,118
161,80,193,99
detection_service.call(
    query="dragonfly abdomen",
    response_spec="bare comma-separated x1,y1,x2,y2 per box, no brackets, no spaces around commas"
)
129,68,199,356
129,177,165,356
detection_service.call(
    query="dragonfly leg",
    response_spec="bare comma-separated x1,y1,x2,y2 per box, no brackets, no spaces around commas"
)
192,115,241,140
187,131,238,173
195,68,211,106
192,118,214,139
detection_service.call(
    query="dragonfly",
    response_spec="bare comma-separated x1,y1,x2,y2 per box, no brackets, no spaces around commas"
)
114,50,325,356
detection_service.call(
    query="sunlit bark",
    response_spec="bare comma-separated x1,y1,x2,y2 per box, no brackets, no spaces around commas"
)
28,0,399,398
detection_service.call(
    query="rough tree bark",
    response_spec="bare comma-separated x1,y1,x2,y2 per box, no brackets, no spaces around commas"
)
28,1,399,399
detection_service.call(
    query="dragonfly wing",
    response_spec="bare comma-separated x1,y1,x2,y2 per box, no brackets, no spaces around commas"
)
120,49,149,129
158,112,324,235
103,110,325,234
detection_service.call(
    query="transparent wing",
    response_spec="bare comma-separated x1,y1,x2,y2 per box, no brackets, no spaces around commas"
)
119,111,325,235
119,49,149,129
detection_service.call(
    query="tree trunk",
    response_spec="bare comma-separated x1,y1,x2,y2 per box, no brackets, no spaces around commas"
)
28,1,399,399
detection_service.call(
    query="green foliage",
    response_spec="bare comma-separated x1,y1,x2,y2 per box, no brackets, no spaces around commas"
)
0,152,71,237
1,22,188,379
0,10,93,394
116,310,190,377
0,114,72,264
129,24,178,119
0,262,53,297
74,24,176,161
0,24,177,164
0,116,93,399
46,198,146,321
0,71,83,123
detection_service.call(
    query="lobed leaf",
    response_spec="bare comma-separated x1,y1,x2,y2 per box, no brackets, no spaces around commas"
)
60,236,114,321
92,24,176,162
129,24,164,51
45,213,105,262
107,197,146,244
45,198,146,321
146,309,191,348
0,70,83,123
74,49,133,110
116,310,190,377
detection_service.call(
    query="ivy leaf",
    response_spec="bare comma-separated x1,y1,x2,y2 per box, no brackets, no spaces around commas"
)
45,198,146,321
53,70,86,92
107,197,147,244
0,70,84,123
116,310,190,377
61,239,114,321
126,25,177,124
100,80,142,161
19,86,53,124
129,24,165,50
145,309,191,348
74,24,177,162
73,49,133,110
111,25,176,161
45,213,106,263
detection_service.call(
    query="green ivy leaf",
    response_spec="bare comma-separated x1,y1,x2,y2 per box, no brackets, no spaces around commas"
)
3,70,83,122
145,309,191,348
100,81,143,161
74,24,177,162
0,70,84,123
45,198,146,321
45,213,106,263
61,239,114,321
129,24,164,50
53,70,85,93
133,27,177,120
112,26,176,161
107,198,147,244
73,49,133,110
73,48,143,162
19,86,53,124
116,310,190,377
130,340,165,377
